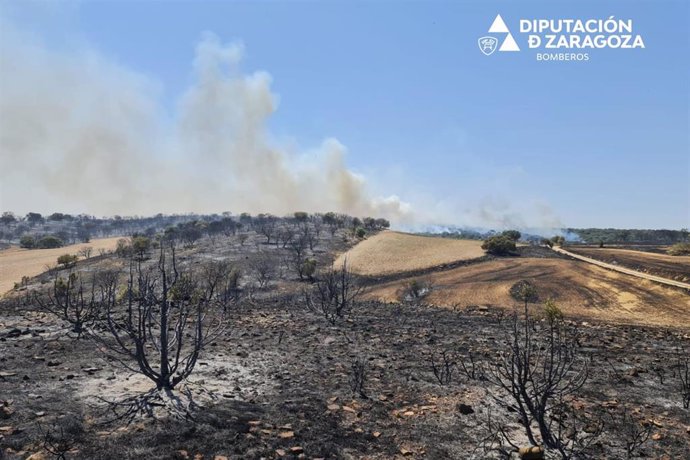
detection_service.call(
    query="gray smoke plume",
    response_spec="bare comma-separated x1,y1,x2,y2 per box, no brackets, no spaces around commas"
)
0,28,411,220
0,22,567,233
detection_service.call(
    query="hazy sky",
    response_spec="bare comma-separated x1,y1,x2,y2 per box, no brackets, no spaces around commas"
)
0,0,688,229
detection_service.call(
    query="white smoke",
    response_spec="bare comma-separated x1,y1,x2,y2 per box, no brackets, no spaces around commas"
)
0,27,411,220
0,21,566,232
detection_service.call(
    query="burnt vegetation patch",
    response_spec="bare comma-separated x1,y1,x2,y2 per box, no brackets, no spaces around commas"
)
0,213,689,459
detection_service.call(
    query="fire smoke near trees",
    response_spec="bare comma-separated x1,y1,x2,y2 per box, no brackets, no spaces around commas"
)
0,24,569,231
0,29,410,220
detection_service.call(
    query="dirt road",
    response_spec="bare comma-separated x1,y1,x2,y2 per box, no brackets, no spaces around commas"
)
552,245,690,290
565,246,690,282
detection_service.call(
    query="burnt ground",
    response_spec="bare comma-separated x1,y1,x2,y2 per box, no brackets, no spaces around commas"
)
1,298,690,460
566,246,690,283
1,230,689,460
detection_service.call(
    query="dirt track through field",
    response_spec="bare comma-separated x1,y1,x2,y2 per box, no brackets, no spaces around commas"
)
366,257,690,328
0,237,122,295
552,246,690,290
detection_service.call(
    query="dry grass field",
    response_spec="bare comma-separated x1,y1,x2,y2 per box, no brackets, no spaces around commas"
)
366,256,690,328
0,237,122,295
334,231,485,276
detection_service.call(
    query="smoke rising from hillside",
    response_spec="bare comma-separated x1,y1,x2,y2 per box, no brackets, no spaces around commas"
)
0,29,411,220
0,25,568,233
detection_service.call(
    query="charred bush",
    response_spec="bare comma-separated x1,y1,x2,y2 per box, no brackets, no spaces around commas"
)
430,349,456,385
349,358,367,398
484,306,597,459
304,259,362,325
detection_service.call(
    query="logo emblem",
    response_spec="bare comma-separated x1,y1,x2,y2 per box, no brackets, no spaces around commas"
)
479,14,520,55
478,36,498,55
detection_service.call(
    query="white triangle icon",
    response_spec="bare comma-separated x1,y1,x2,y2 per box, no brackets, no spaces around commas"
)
499,32,520,51
488,14,509,33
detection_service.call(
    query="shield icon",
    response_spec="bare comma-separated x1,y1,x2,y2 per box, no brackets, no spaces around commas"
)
478,36,498,55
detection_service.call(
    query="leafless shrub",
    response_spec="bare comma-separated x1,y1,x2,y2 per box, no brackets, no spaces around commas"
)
349,358,367,398
651,357,666,385
256,214,277,245
430,349,456,385
35,271,115,338
304,259,362,324
96,243,225,414
494,309,506,325
484,306,595,459
201,260,242,308
300,225,316,250
603,357,632,386
289,235,312,280
674,348,690,409
473,408,514,459
607,408,652,459
37,415,84,460
249,252,277,289
77,246,93,259
279,226,295,248
458,350,482,381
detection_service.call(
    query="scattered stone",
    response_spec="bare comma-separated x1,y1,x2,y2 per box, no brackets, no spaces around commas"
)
457,403,474,415
327,404,340,411
402,410,415,416
0,372,17,379
213,456,228,460
278,431,294,439
47,360,61,367
5,328,21,338
399,447,413,456
373,431,381,438
652,433,663,441
289,446,304,454
275,449,286,457
519,445,544,460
